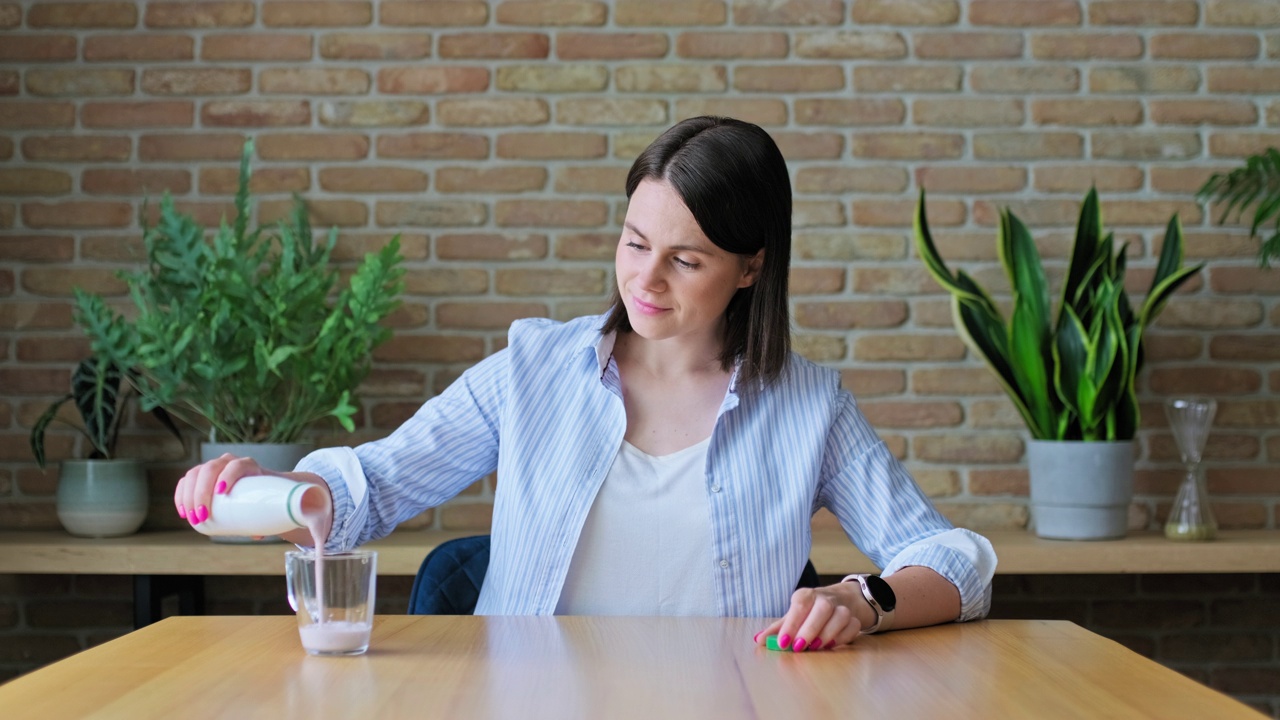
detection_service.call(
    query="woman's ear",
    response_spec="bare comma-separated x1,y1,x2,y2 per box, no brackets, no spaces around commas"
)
738,249,765,289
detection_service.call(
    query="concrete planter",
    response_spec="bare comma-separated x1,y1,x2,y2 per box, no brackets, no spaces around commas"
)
1027,439,1134,541
57,459,148,538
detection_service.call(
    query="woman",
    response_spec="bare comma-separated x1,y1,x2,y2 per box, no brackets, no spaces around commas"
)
176,116,996,652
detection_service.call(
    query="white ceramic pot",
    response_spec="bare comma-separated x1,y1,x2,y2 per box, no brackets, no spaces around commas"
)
1027,439,1134,541
57,459,148,538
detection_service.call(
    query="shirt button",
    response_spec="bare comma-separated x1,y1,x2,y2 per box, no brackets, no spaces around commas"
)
710,484,721,493
719,560,729,569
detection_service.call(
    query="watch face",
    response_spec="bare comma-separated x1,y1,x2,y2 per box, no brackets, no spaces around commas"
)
866,575,897,612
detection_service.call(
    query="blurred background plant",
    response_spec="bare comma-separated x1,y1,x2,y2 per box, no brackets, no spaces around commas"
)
1198,147,1280,268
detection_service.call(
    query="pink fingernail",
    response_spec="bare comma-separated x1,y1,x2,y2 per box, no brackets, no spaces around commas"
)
215,481,227,494
753,632,761,643
177,504,186,519
196,505,209,523
826,639,838,650
778,634,791,649
793,638,808,653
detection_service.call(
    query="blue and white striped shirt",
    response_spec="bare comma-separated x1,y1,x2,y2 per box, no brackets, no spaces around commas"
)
299,314,996,619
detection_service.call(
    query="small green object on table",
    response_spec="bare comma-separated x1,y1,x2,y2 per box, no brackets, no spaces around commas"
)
766,635,786,651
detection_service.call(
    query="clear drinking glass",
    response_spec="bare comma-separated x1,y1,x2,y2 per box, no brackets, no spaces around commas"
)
1163,397,1218,542
285,549,377,656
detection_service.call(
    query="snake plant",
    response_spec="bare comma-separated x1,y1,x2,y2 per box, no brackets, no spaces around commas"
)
913,188,1203,442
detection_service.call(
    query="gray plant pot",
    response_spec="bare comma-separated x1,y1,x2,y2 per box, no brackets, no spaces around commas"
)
57,459,148,538
1027,439,1134,541
199,442,313,544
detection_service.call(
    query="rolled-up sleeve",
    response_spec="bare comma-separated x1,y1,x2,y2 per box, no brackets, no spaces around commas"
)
819,391,997,622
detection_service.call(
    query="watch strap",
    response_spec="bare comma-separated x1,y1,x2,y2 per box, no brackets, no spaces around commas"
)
842,573,894,634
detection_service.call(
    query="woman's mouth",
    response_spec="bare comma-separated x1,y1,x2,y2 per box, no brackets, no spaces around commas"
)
632,297,668,316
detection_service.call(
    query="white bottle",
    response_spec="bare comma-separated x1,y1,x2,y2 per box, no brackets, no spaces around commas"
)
194,475,330,537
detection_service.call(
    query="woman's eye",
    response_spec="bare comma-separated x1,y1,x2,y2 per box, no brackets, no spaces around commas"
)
674,257,699,270
625,241,646,251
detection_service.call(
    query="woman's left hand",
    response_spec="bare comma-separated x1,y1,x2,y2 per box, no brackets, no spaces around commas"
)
752,582,869,652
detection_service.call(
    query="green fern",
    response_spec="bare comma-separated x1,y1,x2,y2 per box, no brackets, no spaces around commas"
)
1198,147,1280,268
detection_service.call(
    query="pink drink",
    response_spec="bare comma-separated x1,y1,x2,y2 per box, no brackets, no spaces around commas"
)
298,621,371,654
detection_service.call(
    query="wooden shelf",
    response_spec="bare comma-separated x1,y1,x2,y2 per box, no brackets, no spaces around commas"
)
1,528,1277,577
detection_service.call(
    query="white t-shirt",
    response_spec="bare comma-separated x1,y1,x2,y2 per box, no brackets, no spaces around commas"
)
555,437,718,616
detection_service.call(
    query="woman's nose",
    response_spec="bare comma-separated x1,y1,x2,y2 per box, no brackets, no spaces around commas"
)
635,256,666,290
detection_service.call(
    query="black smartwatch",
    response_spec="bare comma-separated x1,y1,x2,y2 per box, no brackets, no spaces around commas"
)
842,573,897,634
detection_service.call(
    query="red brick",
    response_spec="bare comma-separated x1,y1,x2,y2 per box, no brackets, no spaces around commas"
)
556,32,668,59
202,100,311,127
319,167,427,193
139,133,244,161
81,101,193,128
555,232,617,260
84,34,194,61
376,201,487,227
378,133,489,159
971,65,1079,92
145,2,255,27
0,3,19,28
1091,66,1201,93
1151,32,1260,59
1207,66,1280,93
16,335,92,361
735,0,843,25
139,199,236,227
797,166,908,194
1032,99,1143,126
1209,131,1280,158
616,0,725,25
916,166,1027,194
679,31,790,58
0,71,16,96
0,302,73,330
260,198,367,227
26,68,134,97
0,102,75,129
914,433,1023,463
1089,1,1199,26
735,64,844,92
380,1,488,26
555,165,628,194
771,131,844,159
257,133,369,161
21,267,128,297
854,198,965,227
1033,164,1144,193
0,35,77,61
854,65,962,91
199,167,309,195
673,99,787,126
260,68,370,95
437,233,548,260
378,67,489,94
913,31,1022,59
851,132,964,159
969,0,1080,26
852,0,958,24
1208,467,1280,494
403,268,488,296
437,302,548,329
494,199,607,227
320,33,429,60
861,401,963,428
969,468,1029,496
854,334,966,361
261,1,372,27
616,65,727,93
29,2,137,27
974,132,1083,159
439,98,550,126
22,202,132,229
915,98,1024,126
319,100,429,127
22,136,132,162
793,98,906,124
795,335,846,363
1149,100,1257,126
794,301,908,329
203,33,314,61
0,236,75,262
437,166,545,193
839,369,905,396
81,169,191,196
141,68,251,95
496,1,606,26
496,268,605,295
1030,32,1143,59
439,32,550,58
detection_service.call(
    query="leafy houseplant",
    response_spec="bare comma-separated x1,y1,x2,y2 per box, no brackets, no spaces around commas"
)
30,356,182,537
75,139,405,449
1197,147,1280,268
914,188,1203,539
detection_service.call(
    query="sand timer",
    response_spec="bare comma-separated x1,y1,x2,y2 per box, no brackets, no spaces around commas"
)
1163,397,1218,541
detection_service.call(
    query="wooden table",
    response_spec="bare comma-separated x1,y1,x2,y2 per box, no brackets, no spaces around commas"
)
0,616,1265,719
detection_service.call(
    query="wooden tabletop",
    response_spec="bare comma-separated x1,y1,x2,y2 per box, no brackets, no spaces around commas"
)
0,616,1264,719
1,528,1278,576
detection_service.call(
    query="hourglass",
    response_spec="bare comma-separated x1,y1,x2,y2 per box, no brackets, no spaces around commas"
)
1163,397,1217,541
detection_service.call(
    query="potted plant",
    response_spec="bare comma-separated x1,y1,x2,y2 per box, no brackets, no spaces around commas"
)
913,188,1203,539
1198,147,1280,268
30,356,182,537
74,138,405,476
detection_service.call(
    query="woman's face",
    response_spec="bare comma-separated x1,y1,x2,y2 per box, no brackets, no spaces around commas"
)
615,178,762,347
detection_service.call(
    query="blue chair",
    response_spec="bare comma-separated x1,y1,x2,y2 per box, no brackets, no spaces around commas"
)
408,535,821,615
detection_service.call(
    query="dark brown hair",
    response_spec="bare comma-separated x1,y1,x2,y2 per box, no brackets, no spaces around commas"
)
601,115,793,388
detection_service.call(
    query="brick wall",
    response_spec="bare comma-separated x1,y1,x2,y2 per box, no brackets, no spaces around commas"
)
2,571,1278,716
4,0,1279,531
0,0,1278,709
